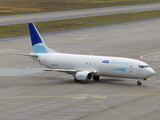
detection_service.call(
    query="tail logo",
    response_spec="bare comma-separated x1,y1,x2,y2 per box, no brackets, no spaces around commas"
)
28,23,47,53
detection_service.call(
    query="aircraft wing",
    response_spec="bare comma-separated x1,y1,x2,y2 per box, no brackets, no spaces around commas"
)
22,67,97,75
46,68,77,74
22,67,77,74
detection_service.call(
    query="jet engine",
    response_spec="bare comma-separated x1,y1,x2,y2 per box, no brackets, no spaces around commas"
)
75,71,93,81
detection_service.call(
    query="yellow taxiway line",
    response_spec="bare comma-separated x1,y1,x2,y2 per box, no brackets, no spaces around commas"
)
93,99,126,120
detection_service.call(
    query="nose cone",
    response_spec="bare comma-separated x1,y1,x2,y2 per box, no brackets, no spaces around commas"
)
147,68,155,77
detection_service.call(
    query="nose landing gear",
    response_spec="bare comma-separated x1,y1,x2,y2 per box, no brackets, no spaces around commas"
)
137,78,147,85
137,81,142,86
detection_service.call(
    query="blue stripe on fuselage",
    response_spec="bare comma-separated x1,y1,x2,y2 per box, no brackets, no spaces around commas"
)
112,68,127,72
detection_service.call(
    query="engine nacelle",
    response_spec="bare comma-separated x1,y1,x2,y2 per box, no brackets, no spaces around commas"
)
75,71,93,81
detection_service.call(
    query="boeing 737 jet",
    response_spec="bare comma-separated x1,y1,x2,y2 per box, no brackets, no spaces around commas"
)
19,23,155,85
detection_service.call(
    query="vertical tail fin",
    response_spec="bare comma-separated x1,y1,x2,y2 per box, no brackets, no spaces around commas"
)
28,23,57,53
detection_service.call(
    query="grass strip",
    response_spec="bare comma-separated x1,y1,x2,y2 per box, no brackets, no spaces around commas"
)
0,0,160,16
1,10,160,38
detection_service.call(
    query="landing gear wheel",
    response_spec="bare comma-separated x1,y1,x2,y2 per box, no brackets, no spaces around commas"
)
93,76,100,81
137,81,142,86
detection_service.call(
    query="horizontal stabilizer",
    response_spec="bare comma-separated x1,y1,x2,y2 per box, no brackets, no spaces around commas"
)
8,52,38,57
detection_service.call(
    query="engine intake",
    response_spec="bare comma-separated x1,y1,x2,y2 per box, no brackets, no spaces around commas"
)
75,71,93,81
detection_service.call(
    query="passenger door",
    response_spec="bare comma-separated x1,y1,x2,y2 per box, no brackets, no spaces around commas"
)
129,63,134,73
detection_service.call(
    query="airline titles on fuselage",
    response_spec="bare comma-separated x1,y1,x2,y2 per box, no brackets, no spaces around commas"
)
102,60,129,65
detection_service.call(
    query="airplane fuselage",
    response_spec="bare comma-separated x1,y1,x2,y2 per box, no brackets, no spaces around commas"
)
31,53,155,79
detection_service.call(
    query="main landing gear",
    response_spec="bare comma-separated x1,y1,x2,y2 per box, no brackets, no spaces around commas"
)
93,76,100,81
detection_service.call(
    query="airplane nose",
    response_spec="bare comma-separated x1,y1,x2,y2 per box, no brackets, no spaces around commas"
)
148,68,155,77
142,68,155,78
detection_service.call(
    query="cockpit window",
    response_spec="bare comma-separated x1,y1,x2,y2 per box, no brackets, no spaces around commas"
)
139,65,149,68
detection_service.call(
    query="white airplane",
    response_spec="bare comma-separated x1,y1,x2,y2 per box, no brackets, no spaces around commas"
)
21,23,155,85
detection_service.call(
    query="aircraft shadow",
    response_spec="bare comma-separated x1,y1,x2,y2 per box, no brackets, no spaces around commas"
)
30,76,146,87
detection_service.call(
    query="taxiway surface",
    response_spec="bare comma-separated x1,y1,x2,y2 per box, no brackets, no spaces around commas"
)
0,3,160,25
0,19,160,120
